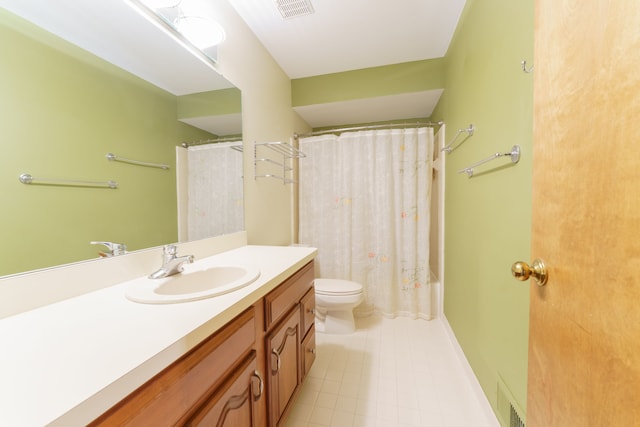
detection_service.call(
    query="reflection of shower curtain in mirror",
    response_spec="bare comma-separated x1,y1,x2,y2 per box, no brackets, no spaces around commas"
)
187,142,243,240
299,128,435,319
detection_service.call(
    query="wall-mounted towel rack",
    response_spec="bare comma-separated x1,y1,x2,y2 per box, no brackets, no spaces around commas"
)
106,153,169,170
254,141,306,184
458,145,520,177
441,124,474,154
258,141,305,158
19,173,118,189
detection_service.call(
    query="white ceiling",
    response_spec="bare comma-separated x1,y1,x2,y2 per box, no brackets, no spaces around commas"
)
227,0,466,79
1,0,466,130
228,0,465,126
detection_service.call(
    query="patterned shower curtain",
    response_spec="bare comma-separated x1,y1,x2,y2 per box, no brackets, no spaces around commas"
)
187,141,244,240
299,128,435,319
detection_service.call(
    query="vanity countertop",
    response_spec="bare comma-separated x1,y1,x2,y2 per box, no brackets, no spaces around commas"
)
0,245,316,427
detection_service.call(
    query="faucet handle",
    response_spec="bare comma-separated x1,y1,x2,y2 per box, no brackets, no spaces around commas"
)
111,243,127,256
90,241,127,257
163,244,177,256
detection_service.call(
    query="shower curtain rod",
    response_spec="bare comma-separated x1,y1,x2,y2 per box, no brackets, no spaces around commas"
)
181,136,242,148
295,121,444,138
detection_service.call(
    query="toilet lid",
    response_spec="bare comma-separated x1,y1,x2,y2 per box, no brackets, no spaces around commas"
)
315,278,362,296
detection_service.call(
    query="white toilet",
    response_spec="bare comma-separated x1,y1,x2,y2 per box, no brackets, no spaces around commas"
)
314,278,364,334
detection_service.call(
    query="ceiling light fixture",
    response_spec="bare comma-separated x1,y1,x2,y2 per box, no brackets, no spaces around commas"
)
125,0,225,67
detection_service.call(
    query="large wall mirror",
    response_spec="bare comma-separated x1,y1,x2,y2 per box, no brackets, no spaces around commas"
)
0,1,243,277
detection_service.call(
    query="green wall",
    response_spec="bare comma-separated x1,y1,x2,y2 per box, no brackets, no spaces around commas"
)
177,87,241,119
292,58,445,106
0,10,213,276
431,0,533,422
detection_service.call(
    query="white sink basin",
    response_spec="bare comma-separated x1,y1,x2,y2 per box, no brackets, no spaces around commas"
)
125,264,261,304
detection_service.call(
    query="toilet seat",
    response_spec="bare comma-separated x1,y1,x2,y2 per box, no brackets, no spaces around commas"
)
315,278,362,296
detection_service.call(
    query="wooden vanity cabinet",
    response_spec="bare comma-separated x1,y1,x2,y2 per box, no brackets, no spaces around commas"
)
263,261,316,427
90,260,316,427
89,308,259,427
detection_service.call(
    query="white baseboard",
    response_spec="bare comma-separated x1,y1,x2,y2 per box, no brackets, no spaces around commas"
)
441,315,501,427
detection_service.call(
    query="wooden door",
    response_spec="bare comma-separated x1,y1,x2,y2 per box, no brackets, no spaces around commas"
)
527,0,640,425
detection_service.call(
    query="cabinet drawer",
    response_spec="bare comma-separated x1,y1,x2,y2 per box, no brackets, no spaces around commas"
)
301,327,316,379
185,351,262,427
264,261,314,330
300,287,315,338
90,308,256,426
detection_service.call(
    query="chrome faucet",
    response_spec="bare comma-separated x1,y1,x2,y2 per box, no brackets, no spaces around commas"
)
148,244,194,279
90,241,127,257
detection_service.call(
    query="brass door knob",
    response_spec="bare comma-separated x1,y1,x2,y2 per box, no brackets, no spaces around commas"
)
511,259,548,286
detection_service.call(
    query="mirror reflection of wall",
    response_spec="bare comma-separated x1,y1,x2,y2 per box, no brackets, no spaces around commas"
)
0,6,243,277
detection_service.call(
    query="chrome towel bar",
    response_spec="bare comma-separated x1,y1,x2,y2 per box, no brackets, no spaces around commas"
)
106,153,169,170
19,173,118,189
458,145,521,177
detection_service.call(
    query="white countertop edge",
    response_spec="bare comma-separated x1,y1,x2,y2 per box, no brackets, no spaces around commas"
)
0,245,316,427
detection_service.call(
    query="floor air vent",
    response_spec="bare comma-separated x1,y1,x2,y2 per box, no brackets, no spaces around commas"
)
497,376,525,427
274,0,315,19
510,404,525,427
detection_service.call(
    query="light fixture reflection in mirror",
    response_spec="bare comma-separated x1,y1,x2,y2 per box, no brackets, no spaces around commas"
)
175,16,225,49
125,0,225,66
142,0,182,7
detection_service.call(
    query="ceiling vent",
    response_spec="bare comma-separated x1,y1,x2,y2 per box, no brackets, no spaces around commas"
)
274,0,315,20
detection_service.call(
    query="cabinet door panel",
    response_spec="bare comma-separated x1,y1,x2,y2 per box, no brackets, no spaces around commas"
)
186,352,261,427
266,306,301,426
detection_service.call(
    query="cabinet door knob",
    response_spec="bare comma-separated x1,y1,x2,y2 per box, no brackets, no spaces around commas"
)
251,370,264,399
271,348,281,373
309,348,316,354
308,307,315,315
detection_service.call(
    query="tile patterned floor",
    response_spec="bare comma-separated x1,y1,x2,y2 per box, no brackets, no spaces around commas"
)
284,315,494,427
